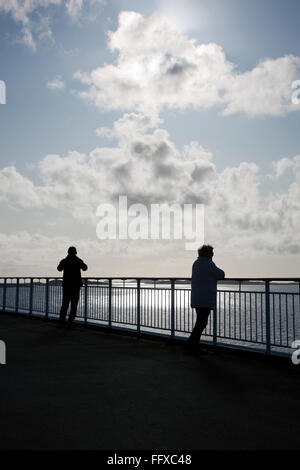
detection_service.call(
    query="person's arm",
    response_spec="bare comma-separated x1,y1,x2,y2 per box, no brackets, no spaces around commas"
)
80,259,88,271
210,261,225,280
57,259,65,272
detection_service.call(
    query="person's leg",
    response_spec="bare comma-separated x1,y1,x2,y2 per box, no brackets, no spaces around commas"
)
67,288,80,325
196,307,211,340
187,307,211,346
59,289,71,325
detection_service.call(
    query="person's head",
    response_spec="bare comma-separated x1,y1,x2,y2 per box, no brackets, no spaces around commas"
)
68,246,77,256
198,244,214,259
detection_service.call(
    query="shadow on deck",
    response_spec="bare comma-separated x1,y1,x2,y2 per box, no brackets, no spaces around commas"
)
0,312,299,450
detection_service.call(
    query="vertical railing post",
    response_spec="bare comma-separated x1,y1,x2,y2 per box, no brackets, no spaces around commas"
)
84,278,88,325
15,278,19,314
3,278,7,312
45,278,49,319
137,279,141,335
170,279,175,339
213,287,218,347
213,308,217,347
29,278,34,316
265,280,271,355
239,281,242,340
108,279,112,328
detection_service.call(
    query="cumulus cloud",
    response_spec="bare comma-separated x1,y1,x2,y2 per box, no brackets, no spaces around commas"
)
0,166,43,208
96,111,162,142
272,155,300,179
4,115,213,216
222,55,300,117
1,112,300,261
74,10,300,117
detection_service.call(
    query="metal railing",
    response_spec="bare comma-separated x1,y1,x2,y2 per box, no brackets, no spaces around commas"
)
0,277,299,356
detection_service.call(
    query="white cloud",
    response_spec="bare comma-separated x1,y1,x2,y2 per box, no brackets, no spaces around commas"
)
0,0,61,24
75,11,232,112
66,0,105,20
47,75,65,90
75,11,300,117
0,166,43,208
272,155,300,179
222,55,300,117
1,112,300,262
0,0,61,50
66,0,83,18
96,111,162,142
0,0,106,49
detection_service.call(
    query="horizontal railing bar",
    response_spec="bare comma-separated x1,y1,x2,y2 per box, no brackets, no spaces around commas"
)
0,276,300,282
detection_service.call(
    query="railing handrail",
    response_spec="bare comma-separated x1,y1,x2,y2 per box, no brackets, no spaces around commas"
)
0,276,300,282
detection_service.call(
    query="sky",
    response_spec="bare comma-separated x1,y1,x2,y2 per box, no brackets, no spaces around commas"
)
0,0,300,278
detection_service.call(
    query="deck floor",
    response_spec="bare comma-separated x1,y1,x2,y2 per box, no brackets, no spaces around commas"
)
0,313,299,450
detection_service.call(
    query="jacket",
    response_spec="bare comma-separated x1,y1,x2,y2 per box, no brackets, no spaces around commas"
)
191,256,225,309
57,254,88,288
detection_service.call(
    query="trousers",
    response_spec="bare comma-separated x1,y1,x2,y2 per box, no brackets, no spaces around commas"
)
59,286,81,325
187,307,211,344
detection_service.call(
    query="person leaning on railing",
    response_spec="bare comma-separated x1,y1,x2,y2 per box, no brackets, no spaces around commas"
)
185,245,225,354
57,246,88,328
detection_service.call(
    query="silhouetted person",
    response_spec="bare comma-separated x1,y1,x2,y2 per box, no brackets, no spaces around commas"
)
57,246,88,327
185,245,225,353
